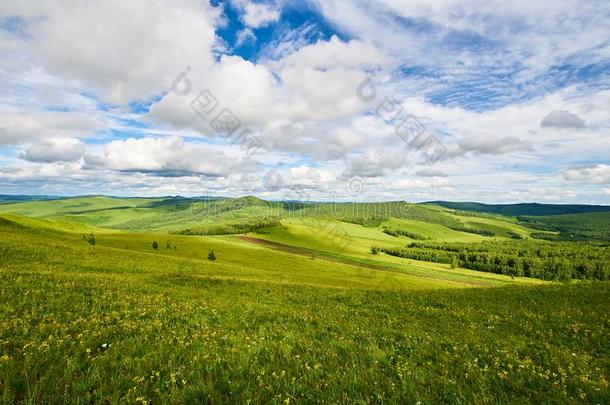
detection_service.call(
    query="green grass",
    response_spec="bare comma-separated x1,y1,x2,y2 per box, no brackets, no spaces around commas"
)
0,196,159,218
1,216,608,403
1,197,609,403
0,197,543,238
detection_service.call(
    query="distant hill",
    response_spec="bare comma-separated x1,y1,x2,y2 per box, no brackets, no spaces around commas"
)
427,201,610,216
2,195,610,240
0,195,61,204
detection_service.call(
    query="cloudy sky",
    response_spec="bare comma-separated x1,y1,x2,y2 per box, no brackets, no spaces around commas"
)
0,0,609,203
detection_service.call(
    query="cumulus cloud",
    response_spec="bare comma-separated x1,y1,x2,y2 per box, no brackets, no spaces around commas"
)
278,36,391,70
343,149,406,178
0,1,609,203
564,165,610,184
0,112,97,146
84,137,256,177
21,138,85,163
240,2,280,28
0,0,220,104
148,48,374,156
541,110,586,129
288,166,335,187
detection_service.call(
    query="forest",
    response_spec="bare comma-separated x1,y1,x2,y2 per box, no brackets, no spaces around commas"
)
379,240,610,281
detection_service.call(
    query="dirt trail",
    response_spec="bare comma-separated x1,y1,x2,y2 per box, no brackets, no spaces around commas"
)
236,235,314,256
236,235,389,271
236,235,498,288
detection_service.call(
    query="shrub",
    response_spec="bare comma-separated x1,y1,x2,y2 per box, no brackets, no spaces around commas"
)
83,233,96,248
208,250,216,261
152,241,159,250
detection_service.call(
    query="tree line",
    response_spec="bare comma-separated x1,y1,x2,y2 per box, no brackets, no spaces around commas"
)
378,240,610,281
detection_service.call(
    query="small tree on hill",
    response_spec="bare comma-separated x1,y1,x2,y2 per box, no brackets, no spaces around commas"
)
83,233,96,250
152,241,159,250
208,250,216,261
166,240,172,249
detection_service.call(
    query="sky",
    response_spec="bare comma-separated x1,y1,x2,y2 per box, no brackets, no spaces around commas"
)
0,0,609,204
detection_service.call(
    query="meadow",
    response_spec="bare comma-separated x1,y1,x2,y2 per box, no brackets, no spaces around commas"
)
1,196,609,403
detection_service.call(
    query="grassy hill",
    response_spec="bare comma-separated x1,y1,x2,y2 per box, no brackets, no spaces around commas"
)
1,210,608,403
0,195,547,236
0,195,159,218
1,196,610,402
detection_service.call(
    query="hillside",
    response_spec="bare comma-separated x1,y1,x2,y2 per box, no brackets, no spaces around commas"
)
0,196,609,283
1,210,608,403
1,197,609,403
0,196,538,235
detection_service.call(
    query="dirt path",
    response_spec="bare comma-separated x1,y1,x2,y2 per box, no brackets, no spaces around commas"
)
235,235,498,288
236,235,314,256
236,235,390,271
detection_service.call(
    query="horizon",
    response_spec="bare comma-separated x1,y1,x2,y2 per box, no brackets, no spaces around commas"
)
2,193,610,207
1,1,609,204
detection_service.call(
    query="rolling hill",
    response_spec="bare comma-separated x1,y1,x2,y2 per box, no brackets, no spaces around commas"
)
1,198,608,403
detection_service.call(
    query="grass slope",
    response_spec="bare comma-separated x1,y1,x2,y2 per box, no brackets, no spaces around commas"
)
0,215,608,403
0,196,159,218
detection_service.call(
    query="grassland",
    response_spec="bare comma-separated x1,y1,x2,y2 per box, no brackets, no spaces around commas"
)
1,197,609,403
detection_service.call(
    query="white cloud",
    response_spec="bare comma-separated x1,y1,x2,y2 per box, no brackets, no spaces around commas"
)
0,1,608,203
564,165,610,185
541,111,586,129
278,36,391,70
0,0,220,104
241,2,280,28
343,149,406,177
389,178,451,190
0,112,97,146
235,28,256,46
84,137,257,177
313,0,610,79
288,166,335,187
458,135,533,155
21,138,85,163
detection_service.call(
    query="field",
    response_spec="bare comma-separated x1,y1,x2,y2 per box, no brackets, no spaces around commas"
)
1,196,609,403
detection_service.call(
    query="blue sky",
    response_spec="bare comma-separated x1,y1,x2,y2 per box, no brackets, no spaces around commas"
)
0,0,609,203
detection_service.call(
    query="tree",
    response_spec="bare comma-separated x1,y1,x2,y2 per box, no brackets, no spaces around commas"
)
83,233,96,249
152,241,159,250
370,246,379,255
166,240,172,249
450,257,458,269
208,250,216,261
